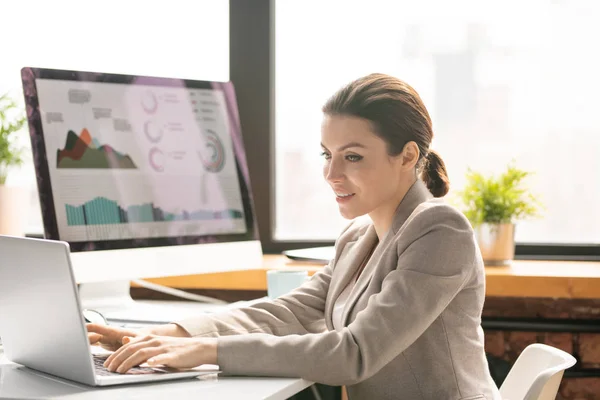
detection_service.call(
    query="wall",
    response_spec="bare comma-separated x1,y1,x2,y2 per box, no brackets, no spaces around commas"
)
483,297,600,399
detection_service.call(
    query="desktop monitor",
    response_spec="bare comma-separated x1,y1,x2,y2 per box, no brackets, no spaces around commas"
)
21,67,263,290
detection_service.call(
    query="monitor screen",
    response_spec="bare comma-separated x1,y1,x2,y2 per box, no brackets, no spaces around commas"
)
21,67,263,284
22,67,258,252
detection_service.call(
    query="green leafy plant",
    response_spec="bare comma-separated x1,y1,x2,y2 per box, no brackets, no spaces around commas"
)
0,93,27,185
458,163,542,226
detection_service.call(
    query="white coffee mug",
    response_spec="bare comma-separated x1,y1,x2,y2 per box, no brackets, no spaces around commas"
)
267,270,309,299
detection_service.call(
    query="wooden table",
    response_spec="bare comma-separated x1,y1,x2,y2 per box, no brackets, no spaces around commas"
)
140,255,600,299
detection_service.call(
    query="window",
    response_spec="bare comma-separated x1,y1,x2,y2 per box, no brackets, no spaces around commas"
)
1,0,229,233
274,0,600,245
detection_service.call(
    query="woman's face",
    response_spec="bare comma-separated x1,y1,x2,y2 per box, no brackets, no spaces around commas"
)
321,115,411,221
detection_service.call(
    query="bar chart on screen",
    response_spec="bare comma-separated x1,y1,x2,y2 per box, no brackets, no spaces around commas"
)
65,196,244,226
55,174,247,241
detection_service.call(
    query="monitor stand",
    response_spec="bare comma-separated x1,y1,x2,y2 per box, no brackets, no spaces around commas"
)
78,281,227,325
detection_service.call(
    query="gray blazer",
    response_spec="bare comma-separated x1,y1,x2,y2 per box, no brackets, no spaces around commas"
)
177,180,502,400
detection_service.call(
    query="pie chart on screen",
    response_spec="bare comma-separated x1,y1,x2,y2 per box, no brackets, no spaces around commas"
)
144,121,163,143
198,130,225,173
141,91,158,114
148,148,164,172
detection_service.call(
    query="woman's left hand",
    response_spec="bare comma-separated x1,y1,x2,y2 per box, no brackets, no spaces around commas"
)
103,334,218,374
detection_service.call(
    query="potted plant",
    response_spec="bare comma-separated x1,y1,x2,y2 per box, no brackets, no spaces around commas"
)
457,163,542,265
0,92,28,236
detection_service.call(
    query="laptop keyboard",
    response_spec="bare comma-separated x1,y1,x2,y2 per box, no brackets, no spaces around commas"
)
93,354,167,376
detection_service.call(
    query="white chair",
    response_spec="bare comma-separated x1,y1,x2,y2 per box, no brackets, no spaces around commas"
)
499,343,577,400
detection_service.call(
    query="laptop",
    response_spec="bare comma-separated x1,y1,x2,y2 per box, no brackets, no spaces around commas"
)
0,235,217,386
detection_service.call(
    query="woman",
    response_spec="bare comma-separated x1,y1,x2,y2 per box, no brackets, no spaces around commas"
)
88,73,501,399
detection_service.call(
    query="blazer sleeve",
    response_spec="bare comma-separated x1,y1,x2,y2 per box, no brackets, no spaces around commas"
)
174,222,357,338
215,206,477,386
174,261,334,337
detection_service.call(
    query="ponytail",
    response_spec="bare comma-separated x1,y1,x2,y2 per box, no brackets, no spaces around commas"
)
421,149,449,198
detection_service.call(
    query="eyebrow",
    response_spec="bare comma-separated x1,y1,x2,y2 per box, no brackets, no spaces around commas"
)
320,142,368,152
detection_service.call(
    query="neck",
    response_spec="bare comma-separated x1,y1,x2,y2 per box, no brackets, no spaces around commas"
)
369,176,417,240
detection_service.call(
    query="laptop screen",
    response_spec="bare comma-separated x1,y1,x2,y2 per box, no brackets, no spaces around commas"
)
22,67,258,252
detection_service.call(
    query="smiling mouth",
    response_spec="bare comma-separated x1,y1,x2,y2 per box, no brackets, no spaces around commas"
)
335,193,355,198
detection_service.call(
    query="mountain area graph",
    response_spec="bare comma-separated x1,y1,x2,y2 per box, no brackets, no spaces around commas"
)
65,196,243,226
57,129,137,169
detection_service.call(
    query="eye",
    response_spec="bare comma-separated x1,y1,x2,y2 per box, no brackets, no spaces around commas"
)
346,154,363,162
320,151,331,160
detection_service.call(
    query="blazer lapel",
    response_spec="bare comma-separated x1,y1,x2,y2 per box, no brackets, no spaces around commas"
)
339,228,390,327
325,226,377,330
390,179,433,235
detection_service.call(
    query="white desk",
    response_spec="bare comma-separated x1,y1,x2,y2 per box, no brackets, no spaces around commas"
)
0,351,313,399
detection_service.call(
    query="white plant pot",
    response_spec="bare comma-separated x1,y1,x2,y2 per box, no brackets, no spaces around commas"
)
474,223,515,266
0,185,30,236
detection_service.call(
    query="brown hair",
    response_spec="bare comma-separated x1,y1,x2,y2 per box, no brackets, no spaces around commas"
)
322,73,449,197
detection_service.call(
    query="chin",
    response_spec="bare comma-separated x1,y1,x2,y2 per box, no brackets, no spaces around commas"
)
338,206,366,220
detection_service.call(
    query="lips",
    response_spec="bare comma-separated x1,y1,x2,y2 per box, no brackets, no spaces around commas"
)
334,190,356,204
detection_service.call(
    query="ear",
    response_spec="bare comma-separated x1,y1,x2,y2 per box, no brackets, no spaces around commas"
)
399,141,420,170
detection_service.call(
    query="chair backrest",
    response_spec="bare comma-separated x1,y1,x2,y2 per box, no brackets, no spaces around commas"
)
499,343,577,400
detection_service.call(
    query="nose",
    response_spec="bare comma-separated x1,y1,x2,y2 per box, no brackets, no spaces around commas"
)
324,156,344,183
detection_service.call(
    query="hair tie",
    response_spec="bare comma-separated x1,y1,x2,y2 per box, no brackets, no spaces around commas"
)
424,151,432,167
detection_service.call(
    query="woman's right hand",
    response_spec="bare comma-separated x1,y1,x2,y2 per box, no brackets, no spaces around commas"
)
87,323,192,352
87,323,141,352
